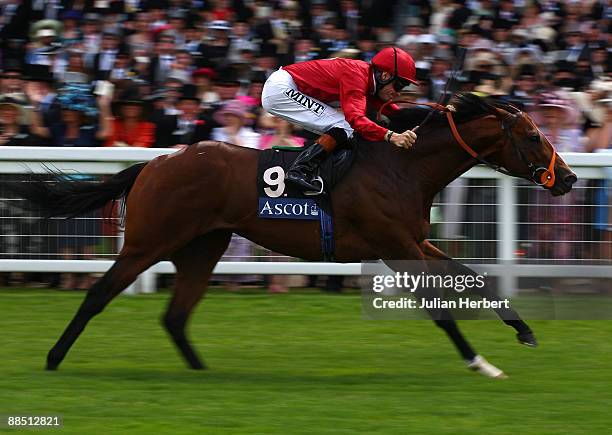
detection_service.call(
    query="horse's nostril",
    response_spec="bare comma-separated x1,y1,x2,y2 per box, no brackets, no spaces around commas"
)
564,174,578,186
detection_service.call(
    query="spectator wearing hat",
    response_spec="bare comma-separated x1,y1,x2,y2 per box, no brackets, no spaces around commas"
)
258,112,304,150
254,42,280,78
587,95,612,259
529,92,586,261
552,60,581,91
60,50,90,84
446,0,472,31
148,32,178,85
106,87,155,148
228,21,258,64
561,23,588,64
590,46,610,80
154,84,212,148
212,66,242,104
183,24,204,55
0,60,27,103
26,83,113,147
211,97,260,291
80,14,102,56
198,20,232,68
107,46,135,83
167,12,188,47
509,64,538,109
586,94,612,152
126,11,154,55
429,48,453,101
26,20,63,67
91,31,122,81
211,99,260,149
24,64,61,142
59,10,83,48
246,70,268,105
28,82,112,289
0,0,29,61
192,68,219,107
0,96,38,288
149,77,185,123
0,97,38,147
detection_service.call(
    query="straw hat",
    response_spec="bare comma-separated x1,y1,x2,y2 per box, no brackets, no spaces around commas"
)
213,99,250,125
0,96,25,124
537,92,578,123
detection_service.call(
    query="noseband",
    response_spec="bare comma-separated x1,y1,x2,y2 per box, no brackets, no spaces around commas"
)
500,111,556,188
377,98,557,188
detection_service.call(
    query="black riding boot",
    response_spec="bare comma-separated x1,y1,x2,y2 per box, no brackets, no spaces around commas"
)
285,143,328,192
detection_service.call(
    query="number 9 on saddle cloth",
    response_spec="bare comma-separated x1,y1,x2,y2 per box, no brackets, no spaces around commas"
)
257,145,354,260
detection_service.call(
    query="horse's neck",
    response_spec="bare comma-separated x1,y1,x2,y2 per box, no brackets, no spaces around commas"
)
400,115,501,199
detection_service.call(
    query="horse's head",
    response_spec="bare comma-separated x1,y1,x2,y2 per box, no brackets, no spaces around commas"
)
386,93,577,196
485,102,577,196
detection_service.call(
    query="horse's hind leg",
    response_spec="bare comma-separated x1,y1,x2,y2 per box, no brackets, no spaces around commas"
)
46,251,156,370
164,230,231,369
420,240,536,347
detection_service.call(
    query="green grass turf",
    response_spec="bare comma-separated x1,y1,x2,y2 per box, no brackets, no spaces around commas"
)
1,289,611,434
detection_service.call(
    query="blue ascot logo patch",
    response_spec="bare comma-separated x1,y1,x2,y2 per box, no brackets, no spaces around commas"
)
258,198,320,220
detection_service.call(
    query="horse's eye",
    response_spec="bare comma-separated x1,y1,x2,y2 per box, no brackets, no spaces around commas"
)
530,135,540,142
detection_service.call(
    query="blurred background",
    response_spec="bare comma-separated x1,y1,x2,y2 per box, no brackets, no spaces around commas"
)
0,0,610,294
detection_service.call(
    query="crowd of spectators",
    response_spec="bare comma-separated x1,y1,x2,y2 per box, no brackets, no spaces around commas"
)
0,0,611,289
0,1,610,148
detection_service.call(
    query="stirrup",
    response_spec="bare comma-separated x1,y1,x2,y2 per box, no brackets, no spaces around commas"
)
304,176,324,196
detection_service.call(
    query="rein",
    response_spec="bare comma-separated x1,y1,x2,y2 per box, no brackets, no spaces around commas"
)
377,97,557,188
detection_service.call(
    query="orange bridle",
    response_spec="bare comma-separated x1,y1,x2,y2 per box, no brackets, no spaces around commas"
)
377,98,557,188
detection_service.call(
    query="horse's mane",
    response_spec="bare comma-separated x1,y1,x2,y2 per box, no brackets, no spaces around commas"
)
389,92,521,132
449,92,521,120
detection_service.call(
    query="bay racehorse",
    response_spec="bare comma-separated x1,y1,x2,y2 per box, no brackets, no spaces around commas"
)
5,93,577,377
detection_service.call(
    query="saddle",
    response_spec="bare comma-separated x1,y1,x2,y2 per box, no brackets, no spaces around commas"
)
257,144,355,261
257,144,354,200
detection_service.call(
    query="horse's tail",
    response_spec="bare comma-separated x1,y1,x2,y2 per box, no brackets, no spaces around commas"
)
3,162,147,218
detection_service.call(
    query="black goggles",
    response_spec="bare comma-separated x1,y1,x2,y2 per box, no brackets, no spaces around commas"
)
393,78,412,92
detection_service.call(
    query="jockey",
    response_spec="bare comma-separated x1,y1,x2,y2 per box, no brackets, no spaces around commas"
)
261,47,419,193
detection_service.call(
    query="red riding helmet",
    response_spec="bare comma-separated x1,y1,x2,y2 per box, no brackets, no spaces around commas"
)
371,47,418,85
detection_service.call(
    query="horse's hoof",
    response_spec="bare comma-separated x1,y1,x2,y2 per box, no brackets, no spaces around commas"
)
46,362,58,371
467,355,507,379
517,331,538,347
189,361,207,370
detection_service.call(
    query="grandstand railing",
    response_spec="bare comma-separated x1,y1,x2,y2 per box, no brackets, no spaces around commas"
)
0,147,610,295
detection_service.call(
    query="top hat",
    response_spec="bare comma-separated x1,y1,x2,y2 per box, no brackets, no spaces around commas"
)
1,58,24,76
25,64,55,83
117,86,145,105
178,84,201,102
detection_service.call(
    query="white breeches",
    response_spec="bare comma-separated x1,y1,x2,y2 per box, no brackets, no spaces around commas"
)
261,68,354,138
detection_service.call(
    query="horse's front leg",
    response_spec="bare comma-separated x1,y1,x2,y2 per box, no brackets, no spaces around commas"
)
380,246,507,379
420,240,537,347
